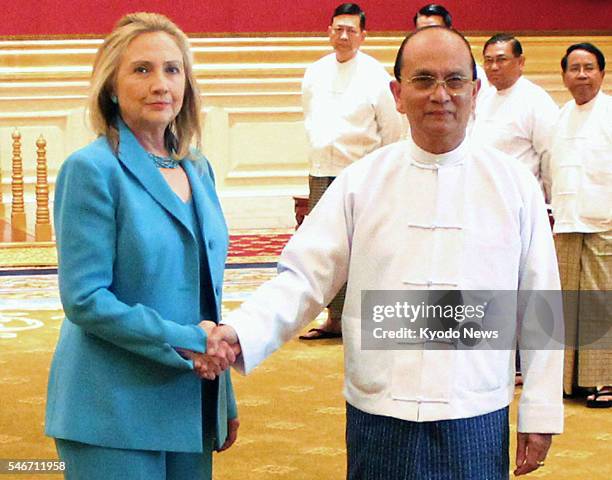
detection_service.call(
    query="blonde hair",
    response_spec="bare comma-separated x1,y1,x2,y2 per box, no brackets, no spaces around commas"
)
89,12,201,159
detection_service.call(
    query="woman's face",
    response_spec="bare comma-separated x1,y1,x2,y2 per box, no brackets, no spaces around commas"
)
114,31,186,137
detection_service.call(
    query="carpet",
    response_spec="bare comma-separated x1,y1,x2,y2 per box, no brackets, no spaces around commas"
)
0,233,293,271
0,272,611,479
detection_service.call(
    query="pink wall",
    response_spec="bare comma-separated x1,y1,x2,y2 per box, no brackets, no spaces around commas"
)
2,0,611,36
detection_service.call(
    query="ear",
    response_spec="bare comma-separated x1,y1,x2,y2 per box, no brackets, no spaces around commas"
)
518,55,526,69
471,78,481,115
360,29,367,42
327,25,334,39
390,80,406,114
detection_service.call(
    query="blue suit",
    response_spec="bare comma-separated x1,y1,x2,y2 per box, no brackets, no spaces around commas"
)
45,120,236,455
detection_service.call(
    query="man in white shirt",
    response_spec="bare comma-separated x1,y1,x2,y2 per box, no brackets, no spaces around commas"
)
299,2,403,339
550,42,611,408
473,34,558,202
208,27,563,479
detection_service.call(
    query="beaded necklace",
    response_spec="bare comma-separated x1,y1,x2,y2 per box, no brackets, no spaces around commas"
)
148,152,180,169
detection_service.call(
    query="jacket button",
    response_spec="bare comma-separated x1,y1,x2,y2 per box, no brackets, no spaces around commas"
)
215,286,220,296
208,239,214,249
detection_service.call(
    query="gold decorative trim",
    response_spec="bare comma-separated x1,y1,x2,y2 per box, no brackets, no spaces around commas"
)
0,242,56,268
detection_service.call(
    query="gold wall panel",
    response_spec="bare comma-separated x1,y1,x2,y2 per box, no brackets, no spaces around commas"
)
0,35,610,229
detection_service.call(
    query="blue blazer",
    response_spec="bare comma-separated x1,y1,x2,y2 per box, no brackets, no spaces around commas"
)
45,120,236,453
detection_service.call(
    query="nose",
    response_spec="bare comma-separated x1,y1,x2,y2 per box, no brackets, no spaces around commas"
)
340,29,349,40
430,81,451,102
577,67,588,78
150,70,169,94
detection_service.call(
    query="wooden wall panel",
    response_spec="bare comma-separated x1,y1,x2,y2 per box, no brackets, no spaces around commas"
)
0,34,610,230
2,0,611,36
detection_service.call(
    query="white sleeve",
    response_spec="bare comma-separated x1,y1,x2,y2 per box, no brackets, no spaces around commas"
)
373,72,404,146
532,92,559,203
224,176,353,374
301,67,315,144
516,172,564,434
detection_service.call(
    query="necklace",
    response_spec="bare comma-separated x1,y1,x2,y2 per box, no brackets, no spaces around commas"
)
148,152,180,169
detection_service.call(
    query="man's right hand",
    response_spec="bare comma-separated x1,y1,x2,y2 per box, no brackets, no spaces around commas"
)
207,325,240,361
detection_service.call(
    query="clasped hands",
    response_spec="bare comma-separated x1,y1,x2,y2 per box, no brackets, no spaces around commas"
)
180,321,241,380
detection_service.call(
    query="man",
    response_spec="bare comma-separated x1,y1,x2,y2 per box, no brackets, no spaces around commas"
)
412,3,452,28
412,3,490,94
550,42,611,408
210,27,563,478
473,34,558,201
299,3,403,339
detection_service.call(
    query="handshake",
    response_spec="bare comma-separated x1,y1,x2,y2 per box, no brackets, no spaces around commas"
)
179,320,241,380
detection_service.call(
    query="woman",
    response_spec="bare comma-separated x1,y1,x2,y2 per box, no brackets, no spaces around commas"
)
45,12,238,479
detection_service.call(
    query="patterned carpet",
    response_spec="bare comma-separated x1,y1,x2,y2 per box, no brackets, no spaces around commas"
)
0,270,611,479
226,233,292,265
0,233,293,270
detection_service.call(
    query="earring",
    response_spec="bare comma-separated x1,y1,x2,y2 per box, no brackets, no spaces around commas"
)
111,95,118,104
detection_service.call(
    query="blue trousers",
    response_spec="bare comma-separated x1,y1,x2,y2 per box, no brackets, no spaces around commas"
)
55,437,213,480
346,403,509,480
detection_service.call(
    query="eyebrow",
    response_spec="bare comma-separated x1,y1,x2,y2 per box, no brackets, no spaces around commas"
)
128,59,183,66
411,68,468,77
483,54,510,59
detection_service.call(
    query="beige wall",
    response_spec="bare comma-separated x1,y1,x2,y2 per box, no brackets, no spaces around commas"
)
0,35,610,231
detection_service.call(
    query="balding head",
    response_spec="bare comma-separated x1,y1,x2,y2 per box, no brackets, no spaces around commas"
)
394,26,477,82
390,27,480,154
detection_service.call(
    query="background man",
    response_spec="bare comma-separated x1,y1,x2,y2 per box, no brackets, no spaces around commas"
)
473,34,558,201
550,42,611,408
413,2,452,28
210,27,563,478
299,2,403,339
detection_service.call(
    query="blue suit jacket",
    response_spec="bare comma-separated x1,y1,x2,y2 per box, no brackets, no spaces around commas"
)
45,120,236,452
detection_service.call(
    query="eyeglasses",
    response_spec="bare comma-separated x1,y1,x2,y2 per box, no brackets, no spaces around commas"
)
403,75,475,96
332,26,360,36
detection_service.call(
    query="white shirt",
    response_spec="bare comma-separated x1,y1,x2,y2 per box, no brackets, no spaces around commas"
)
550,91,612,233
472,76,559,201
225,137,564,434
302,50,404,177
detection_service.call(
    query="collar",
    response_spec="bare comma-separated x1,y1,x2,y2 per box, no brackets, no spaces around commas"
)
335,50,360,67
407,135,469,168
115,117,193,236
574,89,602,112
496,75,524,96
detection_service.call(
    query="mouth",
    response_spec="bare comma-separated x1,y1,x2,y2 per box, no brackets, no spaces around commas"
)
146,101,172,108
426,110,453,116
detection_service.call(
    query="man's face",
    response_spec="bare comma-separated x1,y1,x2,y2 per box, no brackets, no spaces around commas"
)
390,28,478,154
563,49,605,105
483,41,524,91
328,14,365,62
415,14,446,29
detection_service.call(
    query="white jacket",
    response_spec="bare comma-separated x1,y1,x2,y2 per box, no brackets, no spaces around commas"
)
550,91,612,233
225,137,564,434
